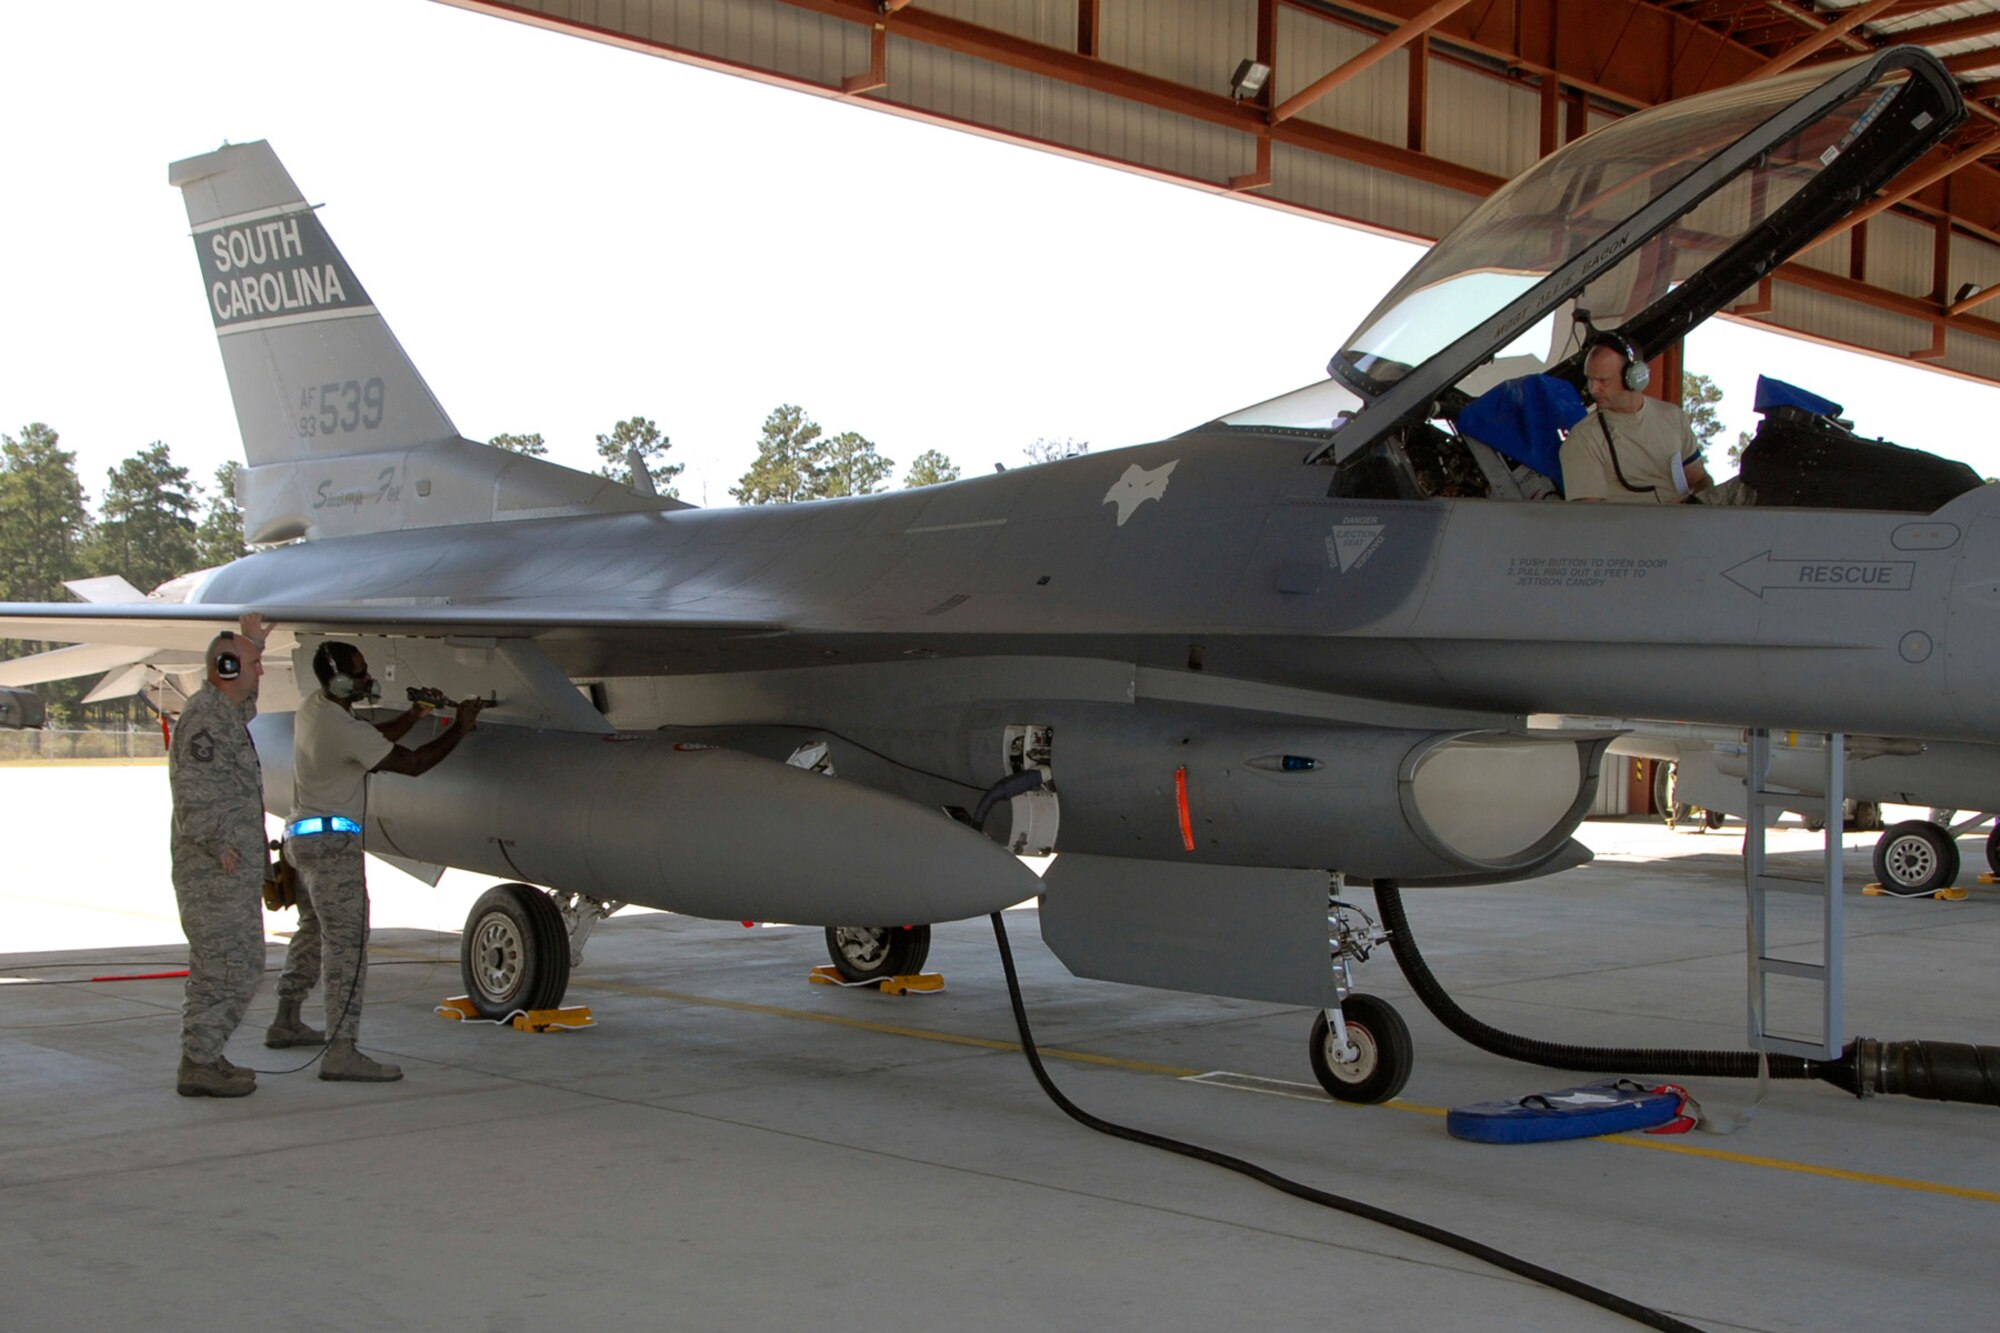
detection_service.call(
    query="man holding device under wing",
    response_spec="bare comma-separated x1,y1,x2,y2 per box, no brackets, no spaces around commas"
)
273,640,483,1081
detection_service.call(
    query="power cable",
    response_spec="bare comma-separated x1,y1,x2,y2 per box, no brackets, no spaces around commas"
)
988,911,1704,1333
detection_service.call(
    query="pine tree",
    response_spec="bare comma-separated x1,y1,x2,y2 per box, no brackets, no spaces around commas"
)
1682,373,1725,450
903,449,960,488
489,431,549,457
91,442,199,594
193,461,248,569
733,404,824,505
0,423,91,605
594,416,683,496
817,430,893,499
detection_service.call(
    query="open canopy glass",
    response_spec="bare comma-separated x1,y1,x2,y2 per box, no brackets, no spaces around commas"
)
1225,48,1961,454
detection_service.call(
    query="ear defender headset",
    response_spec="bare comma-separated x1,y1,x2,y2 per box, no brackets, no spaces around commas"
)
1594,331,1651,392
214,632,241,682
313,641,362,700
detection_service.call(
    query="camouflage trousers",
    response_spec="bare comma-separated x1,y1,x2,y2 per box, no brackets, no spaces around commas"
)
174,864,266,1064
279,832,371,1043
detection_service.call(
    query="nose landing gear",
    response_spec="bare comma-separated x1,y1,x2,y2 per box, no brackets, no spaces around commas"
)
1308,889,1412,1103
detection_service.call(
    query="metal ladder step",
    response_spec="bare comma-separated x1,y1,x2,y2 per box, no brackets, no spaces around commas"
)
1744,728,1845,1062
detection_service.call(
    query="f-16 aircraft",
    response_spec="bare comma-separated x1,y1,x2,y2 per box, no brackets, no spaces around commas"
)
3,48,1987,1104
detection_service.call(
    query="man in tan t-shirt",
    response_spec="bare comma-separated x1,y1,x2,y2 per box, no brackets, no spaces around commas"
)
273,640,483,1081
1560,335,1713,504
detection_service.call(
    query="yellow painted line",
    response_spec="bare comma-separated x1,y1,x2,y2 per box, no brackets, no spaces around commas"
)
1597,1133,2000,1203
555,972,1999,1206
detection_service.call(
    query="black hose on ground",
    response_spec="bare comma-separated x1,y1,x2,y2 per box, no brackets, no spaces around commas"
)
1372,878,2000,1107
988,911,1705,1333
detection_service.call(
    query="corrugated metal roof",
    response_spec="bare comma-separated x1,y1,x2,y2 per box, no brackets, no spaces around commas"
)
443,0,2000,390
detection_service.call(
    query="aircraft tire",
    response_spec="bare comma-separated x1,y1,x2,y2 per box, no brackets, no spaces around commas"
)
1988,823,2000,877
1652,762,1692,829
461,882,572,1019
1873,821,1959,896
1309,995,1413,1105
825,924,931,983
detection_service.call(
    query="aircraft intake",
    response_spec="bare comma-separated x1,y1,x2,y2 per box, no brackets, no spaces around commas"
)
251,715,1040,925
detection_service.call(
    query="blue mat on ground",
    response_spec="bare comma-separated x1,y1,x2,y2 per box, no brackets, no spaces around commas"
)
1447,1078,1684,1144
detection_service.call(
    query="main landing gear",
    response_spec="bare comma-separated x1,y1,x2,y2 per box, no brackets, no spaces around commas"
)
1309,888,1413,1104
1870,814,1999,897
459,883,621,1020
824,925,932,983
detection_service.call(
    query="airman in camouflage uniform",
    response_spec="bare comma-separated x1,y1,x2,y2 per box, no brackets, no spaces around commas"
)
285,640,483,1082
168,615,269,1097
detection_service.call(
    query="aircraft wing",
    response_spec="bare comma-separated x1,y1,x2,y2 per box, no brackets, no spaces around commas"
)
0,601,784,650
0,641,171,688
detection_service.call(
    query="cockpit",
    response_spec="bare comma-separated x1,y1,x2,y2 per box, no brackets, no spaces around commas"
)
1218,49,1977,514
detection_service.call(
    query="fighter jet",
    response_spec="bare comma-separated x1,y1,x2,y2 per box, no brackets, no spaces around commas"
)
1,48,1982,1102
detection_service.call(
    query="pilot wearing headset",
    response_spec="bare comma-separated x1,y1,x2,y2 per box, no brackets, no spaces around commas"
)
271,640,483,1082
1559,333,1713,504
168,613,270,1098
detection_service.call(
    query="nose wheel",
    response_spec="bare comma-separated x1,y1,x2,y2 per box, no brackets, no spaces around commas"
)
1309,994,1414,1104
1308,885,1412,1103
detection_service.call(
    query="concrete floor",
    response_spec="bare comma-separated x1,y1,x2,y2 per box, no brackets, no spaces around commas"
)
4,764,1999,1331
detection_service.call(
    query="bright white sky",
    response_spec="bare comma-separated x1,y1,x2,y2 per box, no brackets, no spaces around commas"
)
3,0,1998,513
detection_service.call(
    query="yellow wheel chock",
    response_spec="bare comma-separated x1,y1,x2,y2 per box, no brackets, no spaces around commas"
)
808,965,944,995
436,995,596,1030
1862,883,1969,901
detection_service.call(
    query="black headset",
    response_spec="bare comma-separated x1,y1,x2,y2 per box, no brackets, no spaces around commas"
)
313,641,363,700
215,631,241,681
1591,331,1651,392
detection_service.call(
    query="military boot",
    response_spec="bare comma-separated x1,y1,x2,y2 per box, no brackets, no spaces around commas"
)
177,1055,256,1098
265,995,325,1049
319,1040,402,1083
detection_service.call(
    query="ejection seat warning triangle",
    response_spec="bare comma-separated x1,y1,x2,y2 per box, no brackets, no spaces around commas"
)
1327,521,1384,574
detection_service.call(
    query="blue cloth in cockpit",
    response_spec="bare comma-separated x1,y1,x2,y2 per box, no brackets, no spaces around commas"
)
1456,374,1586,491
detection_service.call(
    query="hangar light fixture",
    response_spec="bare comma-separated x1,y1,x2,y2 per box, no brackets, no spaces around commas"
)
1230,59,1271,101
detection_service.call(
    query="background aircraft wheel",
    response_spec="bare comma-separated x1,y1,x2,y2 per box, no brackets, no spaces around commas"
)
1804,813,1826,833
1988,823,2000,877
1702,807,1726,830
461,882,572,1019
1873,821,1959,895
1652,763,1691,829
825,925,931,983
1308,994,1413,1105
1848,800,1883,832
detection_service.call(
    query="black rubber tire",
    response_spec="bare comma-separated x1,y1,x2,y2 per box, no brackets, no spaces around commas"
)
1308,994,1413,1104
1849,800,1883,832
1987,823,2000,877
1703,807,1726,830
461,882,572,1019
825,925,932,983
1873,821,1960,896
1652,762,1692,828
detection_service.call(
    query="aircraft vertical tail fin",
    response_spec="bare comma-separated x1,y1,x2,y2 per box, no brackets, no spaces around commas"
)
169,141,679,543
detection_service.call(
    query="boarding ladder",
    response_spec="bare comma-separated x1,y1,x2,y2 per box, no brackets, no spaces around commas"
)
1742,729,1845,1060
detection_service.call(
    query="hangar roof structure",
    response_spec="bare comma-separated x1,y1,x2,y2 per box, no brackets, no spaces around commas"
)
442,0,2000,388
